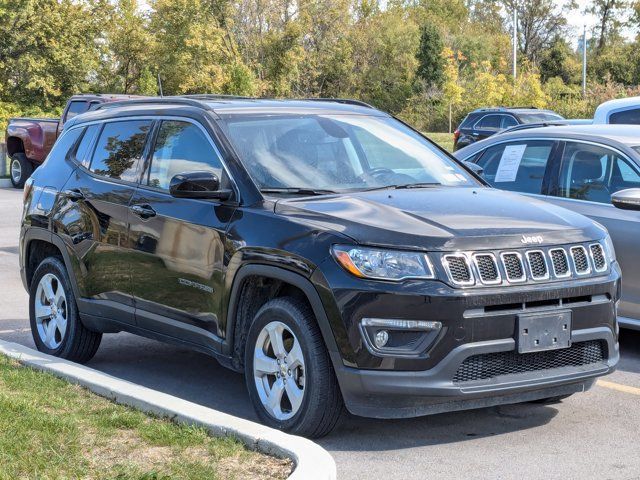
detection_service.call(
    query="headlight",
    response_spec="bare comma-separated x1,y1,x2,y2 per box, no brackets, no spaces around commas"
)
332,245,435,281
603,235,616,262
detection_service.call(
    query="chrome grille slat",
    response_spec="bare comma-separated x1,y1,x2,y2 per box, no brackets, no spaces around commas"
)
549,248,570,278
526,250,549,280
473,254,500,284
443,254,474,286
570,246,591,275
501,252,526,282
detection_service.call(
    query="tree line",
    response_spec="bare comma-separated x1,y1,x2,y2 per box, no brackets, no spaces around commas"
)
1,0,640,133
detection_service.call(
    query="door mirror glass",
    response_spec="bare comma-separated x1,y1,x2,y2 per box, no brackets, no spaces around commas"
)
611,188,640,211
464,161,484,175
169,171,231,200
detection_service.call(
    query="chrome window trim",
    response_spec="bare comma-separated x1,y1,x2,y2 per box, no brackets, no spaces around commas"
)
472,253,501,285
570,245,592,275
442,253,475,286
589,243,608,273
500,251,527,283
526,249,550,281
548,248,571,278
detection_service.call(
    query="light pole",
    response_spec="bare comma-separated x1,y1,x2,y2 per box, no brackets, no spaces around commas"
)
512,5,518,80
582,25,587,97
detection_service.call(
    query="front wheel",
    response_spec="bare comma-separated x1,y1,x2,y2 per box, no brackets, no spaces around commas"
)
244,297,344,438
29,257,102,363
10,153,34,188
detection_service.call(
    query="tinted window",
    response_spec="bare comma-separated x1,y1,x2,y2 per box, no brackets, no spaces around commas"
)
90,120,151,182
65,101,90,122
47,128,83,162
557,141,640,203
74,124,100,167
148,121,223,190
609,108,640,125
475,140,554,194
476,115,501,130
501,116,518,128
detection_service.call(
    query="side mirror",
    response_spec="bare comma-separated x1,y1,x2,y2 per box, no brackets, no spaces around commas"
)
464,161,484,176
611,188,640,211
169,171,232,200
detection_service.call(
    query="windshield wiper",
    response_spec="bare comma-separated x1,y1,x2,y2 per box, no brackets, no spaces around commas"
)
358,182,442,192
260,187,338,196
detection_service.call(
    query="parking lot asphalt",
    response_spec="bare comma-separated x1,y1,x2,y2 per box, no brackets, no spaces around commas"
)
2,186,640,480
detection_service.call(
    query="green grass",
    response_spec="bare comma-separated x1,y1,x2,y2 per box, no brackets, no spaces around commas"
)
0,355,291,480
424,132,454,152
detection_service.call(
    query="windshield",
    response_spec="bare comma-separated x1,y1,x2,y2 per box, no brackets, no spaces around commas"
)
518,112,564,123
220,114,477,193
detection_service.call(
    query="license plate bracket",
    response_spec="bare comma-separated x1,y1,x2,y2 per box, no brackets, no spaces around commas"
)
517,311,572,354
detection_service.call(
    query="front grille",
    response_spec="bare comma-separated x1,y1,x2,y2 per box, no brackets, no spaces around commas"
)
571,246,590,274
550,248,569,277
444,255,472,284
590,244,606,271
453,340,607,384
527,251,548,279
474,254,499,283
502,253,525,282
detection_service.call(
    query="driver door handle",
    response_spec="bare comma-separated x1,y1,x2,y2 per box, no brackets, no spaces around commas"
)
130,204,156,219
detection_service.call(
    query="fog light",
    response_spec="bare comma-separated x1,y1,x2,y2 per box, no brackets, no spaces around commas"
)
374,330,389,348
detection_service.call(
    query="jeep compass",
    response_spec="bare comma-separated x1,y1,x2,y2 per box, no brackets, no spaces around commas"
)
19,96,620,437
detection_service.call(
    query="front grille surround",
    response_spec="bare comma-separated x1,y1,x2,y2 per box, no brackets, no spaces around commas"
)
472,253,501,285
438,241,609,288
549,248,571,278
570,246,591,275
526,250,550,280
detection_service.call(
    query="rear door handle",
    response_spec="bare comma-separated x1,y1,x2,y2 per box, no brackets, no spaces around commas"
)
130,204,156,219
62,188,84,201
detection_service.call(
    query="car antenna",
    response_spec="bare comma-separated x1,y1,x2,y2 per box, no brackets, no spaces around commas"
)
157,73,164,97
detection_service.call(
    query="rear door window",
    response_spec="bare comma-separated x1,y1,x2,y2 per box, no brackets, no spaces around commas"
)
89,120,152,182
475,140,555,194
501,116,518,129
609,108,640,125
475,115,502,130
557,141,640,203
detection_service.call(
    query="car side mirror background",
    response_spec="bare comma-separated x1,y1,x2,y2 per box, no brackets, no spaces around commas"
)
611,188,640,211
169,171,232,200
464,161,484,176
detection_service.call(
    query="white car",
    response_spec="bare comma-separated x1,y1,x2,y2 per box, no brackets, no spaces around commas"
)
593,96,640,125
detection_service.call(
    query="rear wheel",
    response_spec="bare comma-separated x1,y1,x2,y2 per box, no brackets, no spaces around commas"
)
244,297,344,438
29,257,102,363
10,152,33,188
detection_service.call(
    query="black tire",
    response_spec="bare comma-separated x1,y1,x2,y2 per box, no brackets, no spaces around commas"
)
9,152,34,188
529,394,573,405
244,297,344,438
29,257,102,363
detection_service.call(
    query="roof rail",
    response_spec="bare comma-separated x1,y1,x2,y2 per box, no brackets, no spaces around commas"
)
176,94,256,101
302,98,375,109
94,97,214,111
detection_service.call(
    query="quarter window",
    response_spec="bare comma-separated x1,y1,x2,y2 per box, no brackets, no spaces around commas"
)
147,120,223,191
74,124,100,167
609,108,640,125
475,140,554,194
557,142,640,203
476,115,502,130
89,120,152,182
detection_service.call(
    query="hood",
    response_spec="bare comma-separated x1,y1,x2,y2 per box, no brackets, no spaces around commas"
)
274,187,605,251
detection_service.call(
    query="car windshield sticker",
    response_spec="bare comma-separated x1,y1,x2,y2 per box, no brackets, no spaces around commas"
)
494,144,527,182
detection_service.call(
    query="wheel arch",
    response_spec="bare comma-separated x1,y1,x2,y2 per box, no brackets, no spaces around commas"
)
225,264,340,372
6,136,26,158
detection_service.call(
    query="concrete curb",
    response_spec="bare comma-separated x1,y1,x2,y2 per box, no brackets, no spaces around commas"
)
0,340,337,480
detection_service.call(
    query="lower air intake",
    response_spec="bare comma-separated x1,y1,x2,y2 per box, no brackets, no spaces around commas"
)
453,340,607,384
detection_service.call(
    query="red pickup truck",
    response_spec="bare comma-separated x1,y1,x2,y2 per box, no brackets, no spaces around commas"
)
5,94,141,187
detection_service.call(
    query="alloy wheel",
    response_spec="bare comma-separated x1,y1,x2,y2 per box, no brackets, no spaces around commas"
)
253,321,305,421
34,273,68,349
10,158,22,184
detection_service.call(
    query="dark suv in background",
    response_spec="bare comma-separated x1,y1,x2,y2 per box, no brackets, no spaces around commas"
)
20,96,618,438
454,107,564,151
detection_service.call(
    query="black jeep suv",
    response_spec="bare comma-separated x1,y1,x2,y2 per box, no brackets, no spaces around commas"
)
454,107,564,151
20,96,619,437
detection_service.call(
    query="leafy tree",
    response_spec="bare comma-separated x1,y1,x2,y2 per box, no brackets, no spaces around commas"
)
416,21,444,88
588,0,629,51
539,37,580,84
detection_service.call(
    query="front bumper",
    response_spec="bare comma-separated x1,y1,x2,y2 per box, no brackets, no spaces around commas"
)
314,259,620,418
333,326,617,418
